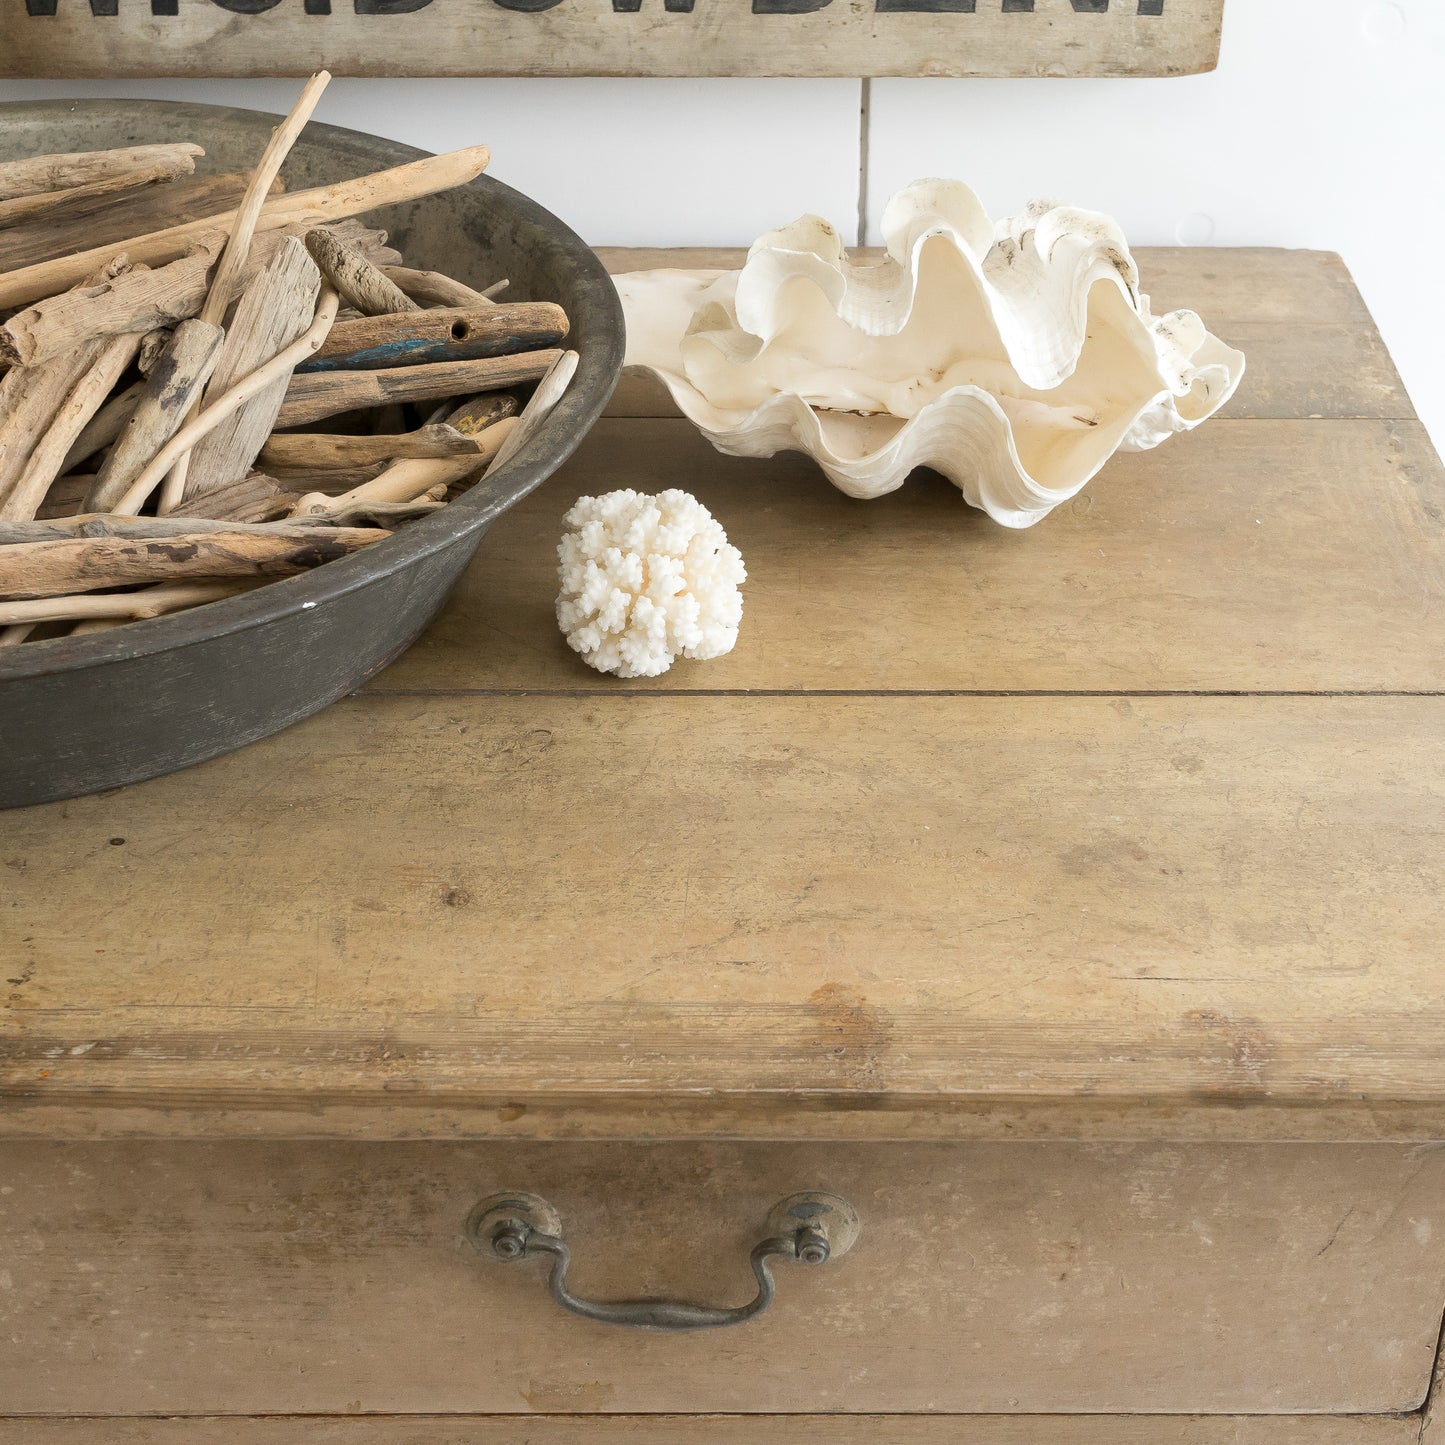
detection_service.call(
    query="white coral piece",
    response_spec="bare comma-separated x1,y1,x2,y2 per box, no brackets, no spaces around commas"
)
556,488,746,679
616,178,1246,529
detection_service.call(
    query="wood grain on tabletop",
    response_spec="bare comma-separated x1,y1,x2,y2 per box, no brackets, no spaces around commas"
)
2,1141,1441,1416
367,245,1439,697
5,247,1445,1142
374,415,1445,695
0,1418,1418,1445
4,694,1445,1137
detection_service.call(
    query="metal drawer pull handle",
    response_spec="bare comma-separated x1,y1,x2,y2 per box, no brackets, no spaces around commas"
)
466,1190,860,1332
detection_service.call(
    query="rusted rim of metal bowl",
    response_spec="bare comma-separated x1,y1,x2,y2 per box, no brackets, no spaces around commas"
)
0,98,625,680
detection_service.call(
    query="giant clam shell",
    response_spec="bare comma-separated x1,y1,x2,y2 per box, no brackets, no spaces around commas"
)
616,179,1246,528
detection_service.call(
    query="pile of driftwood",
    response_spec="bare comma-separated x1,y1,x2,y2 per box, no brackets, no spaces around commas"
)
0,72,576,646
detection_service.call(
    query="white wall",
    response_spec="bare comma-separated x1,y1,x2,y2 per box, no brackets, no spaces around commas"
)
867,0,1445,450
5,0,1443,448
0,76,863,247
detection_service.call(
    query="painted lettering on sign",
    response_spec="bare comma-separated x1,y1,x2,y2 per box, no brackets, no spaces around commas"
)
6,0,1219,79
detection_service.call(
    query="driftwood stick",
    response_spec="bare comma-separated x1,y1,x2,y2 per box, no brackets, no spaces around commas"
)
0,164,192,231
276,348,560,429
0,262,127,505
484,348,580,478
166,72,328,513
1,525,388,600
0,223,359,371
434,396,518,494
62,381,144,471
170,70,330,509
0,143,203,202
0,171,282,276
113,286,340,517
380,265,491,309
299,302,568,373
0,332,145,524
1,222,396,373
0,254,126,413
305,228,419,318
291,407,517,517
0,146,491,312
198,72,330,334
0,239,214,368
86,321,224,513
0,623,36,645
325,491,448,525
0,351,102,498
174,236,322,505
259,422,490,469
0,360,30,435
304,220,403,270
441,392,519,433
288,458,480,517
137,328,174,377
258,152,490,234
261,461,388,494
0,513,374,544
481,279,510,301
59,381,143,475
167,472,300,524
0,580,256,627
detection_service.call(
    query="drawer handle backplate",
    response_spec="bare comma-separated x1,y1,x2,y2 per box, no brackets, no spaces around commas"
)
466,1190,860,1332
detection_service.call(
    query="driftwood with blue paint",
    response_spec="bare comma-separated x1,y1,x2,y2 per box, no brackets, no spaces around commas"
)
297,302,569,375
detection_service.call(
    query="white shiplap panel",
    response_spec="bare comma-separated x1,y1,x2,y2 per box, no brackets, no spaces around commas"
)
0,77,861,248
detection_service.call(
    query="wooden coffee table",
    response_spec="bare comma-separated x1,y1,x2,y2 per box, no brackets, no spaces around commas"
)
3,247,1443,1442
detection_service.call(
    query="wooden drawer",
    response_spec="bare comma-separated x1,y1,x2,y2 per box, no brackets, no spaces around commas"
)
2,1140,1443,1418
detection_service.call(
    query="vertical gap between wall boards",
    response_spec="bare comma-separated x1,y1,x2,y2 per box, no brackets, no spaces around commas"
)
857,76,872,249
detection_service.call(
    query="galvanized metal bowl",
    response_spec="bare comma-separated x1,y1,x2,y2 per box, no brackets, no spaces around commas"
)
0,100,624,809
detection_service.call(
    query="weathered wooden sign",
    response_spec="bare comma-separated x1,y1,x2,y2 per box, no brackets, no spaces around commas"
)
3,0,1224,78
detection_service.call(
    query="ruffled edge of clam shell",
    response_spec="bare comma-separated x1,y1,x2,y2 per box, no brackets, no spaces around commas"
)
617,268,1245,526
614,178,1247,527
673,374,1220,528
688,179,1155,394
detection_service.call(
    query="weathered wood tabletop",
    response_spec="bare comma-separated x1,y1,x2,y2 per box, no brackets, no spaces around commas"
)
2,246,1442,1144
